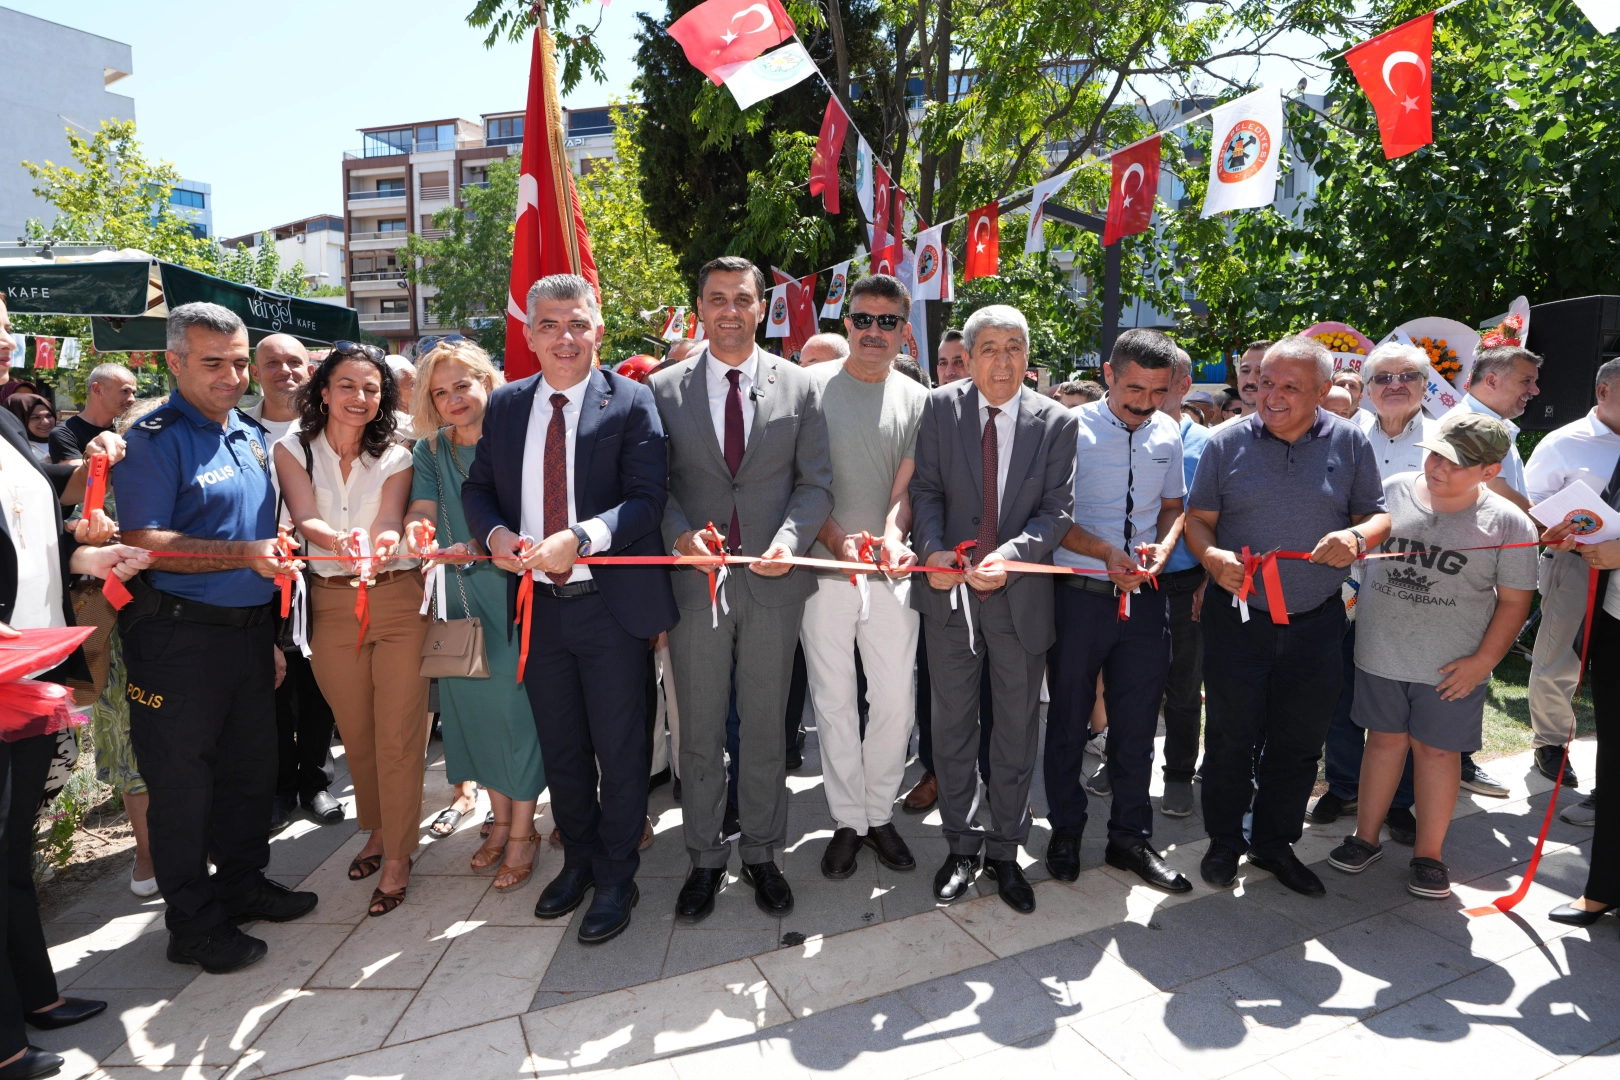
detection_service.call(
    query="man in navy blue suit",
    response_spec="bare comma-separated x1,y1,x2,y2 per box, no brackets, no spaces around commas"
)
463,274,678,945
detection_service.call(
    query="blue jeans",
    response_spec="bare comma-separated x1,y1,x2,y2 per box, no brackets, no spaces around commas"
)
1323,623,1414,809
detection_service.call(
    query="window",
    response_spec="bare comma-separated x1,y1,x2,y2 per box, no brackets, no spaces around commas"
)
578,157,607,176
420,215,436,232
378,219,408,233
567,109,613,137
419,171,448,189
486,117,523,145
351,256,374,275
463,165,489,188
380,299,409,314
376,178,405,194
363,128,412,157
169,188,206,209
416,123,456,151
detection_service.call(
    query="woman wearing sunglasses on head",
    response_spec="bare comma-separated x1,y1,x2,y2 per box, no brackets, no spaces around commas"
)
274,342,428,918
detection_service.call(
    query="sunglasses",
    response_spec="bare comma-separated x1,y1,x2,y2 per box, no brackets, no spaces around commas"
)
331,339,386,362
1370,370,1424,386
848,312,904,331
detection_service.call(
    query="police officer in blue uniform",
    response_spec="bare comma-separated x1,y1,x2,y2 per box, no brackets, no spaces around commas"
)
112,303,318,975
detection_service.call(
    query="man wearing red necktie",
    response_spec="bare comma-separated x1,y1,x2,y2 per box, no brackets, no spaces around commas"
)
648,257,833,924
463,274,677,946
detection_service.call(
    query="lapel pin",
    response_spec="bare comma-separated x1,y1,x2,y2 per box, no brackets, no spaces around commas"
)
598,398,608,408
767,373,776,384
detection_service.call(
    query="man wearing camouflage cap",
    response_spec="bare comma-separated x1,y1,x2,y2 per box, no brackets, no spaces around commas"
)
1327,412,1540,901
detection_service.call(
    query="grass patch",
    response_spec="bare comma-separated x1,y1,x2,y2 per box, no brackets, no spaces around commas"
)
1479,653,1594,761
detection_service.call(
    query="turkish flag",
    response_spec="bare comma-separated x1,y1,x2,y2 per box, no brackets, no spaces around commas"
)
890,186,907,245
668,0,796,85
771,268,816,356
32,337,57,370
963,202,999,280
505,29,598,380
1346,13,1434,160
871,162,893,247
808,97,848,215
1102,137,1160,246
869,240,903,279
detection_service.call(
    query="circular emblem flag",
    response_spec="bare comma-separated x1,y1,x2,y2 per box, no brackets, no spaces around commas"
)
770,295,789,325
1216,120,1271,183
916,245,939,284
826,272,846,304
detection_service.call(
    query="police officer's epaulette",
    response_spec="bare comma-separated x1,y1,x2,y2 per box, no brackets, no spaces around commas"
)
127,406,182,440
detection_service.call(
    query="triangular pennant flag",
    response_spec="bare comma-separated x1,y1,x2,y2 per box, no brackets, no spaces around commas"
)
809,97,849,215
1202,88,1284,218
1346,13,1435,160
964,202,1000,280
820,261,851,321
1024,170,1075,256
1102,137,1161,246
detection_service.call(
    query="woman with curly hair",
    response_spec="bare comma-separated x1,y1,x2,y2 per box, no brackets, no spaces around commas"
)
274,342,427,917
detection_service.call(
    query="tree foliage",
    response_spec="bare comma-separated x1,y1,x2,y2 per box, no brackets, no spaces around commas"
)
217,234,311,297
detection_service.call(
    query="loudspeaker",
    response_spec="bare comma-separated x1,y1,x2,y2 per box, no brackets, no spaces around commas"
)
1522,295,1620,431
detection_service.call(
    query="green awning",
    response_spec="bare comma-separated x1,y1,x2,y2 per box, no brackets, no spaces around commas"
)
0,259,151,317
91,263,361,352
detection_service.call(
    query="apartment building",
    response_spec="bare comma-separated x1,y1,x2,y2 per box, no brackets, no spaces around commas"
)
222,214,346,291
342,106,624,353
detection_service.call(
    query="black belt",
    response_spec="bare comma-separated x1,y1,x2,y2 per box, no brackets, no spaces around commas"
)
533,577,599,599
131,581,275,628
1162,566,1206,585
1061,573,1123,597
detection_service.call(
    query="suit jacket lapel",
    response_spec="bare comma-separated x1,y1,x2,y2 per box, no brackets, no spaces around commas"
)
572,368,611,508
956,382,984,504
1001,387,1043,523
738,348,777,474
687,352,731,476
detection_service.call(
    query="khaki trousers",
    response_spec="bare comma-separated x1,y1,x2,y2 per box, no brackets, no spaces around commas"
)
1529,551,1590,748
309,571,431,860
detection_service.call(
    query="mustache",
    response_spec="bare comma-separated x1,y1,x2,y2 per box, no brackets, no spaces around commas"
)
1120,402,1157,417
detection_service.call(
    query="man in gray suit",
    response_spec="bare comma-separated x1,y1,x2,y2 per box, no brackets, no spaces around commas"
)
911,304,1078,913
648,256,833,922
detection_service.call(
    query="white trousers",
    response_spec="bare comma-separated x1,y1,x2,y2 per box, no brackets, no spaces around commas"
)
1529,551,1589,748
801,573,919,833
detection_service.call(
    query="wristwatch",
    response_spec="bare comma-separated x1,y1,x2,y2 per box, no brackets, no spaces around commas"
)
570,524,592,557
1348,527,1367,555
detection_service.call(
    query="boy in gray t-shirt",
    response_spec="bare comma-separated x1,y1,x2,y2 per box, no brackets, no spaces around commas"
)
1331,413,1538,900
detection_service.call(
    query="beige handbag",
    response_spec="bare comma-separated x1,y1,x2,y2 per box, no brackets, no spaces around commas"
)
418,431,491,679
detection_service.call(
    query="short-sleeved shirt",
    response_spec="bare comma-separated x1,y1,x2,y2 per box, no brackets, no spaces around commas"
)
1447,394,1525,496
276,430,415,578
47,414,113,464
1058,399,1184,572
1188,408,1386,613
1354,474,1539,684
810,363,928,562
1164,416,1211,573
111,390,278,607
1354,408,1437,481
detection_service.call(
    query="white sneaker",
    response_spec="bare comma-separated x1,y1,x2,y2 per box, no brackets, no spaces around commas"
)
1085,729,1108,758
130,860,159,898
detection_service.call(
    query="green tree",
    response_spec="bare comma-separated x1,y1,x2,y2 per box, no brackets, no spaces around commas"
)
217,234,311,297
401,156,521,356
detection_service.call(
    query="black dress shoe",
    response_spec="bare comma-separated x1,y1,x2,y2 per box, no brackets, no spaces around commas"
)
786,743,804,770
25,997,106,1030
167,924,267,974
821,828,862,879
1536,745,1578,787
301,790,344,825
1045,830,1083,882
675,866,725,923
984,859,1036,913
534,866,595,919
0,1047,63,1079
1306,791,1356,825
1548,902,1617,927
740,860,794,914
673,777,682,803
934,853,980,901
578,883,639,944
269,795,295,833
223,879,318,924
1105,842,1192,893
1201,842,1239,888
864,823,915,871
1248,851,1326,897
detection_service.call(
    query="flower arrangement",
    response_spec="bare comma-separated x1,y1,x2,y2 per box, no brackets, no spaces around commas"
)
1479,313,1525,350
1311,330,1366,355
1416,336,1461,382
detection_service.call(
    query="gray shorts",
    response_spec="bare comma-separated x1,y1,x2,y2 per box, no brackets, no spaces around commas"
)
1351,667,1486,753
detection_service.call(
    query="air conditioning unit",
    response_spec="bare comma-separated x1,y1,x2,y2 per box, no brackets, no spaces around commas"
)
296,234,306,243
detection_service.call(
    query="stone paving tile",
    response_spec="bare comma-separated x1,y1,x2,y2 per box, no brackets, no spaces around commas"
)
52,911,167,991
67,923,196,991
1540,1044,1620,1078
91,1065,226,1079
306,874,488,990
386,924,567,1045
532,886,677,994
240,1016,529,1080
1437,931,1620,1062
1083,887,1315,991
663,927,783,980
33,988,173,1078
235,988,416,1075
1007,934,1163,1022
915,1023,1133,1080
898,955,1079,1057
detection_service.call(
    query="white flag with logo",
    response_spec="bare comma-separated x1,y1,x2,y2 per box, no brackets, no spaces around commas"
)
1201,88,1284,218
660,306,687,341
942,246,955,302
715,41,817,112
1024,169,1075,256
912,226,946,301
764,283,791,338
59,337,81,369
855,139,875,226
820,261,851,321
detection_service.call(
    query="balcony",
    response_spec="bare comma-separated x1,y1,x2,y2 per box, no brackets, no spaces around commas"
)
418,228,446,240
359,314,411,331
351,270,407,282
347,189,406,204
349,230,411,245
418,185,450,201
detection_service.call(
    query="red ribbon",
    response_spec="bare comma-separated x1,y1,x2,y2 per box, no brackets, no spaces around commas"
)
1237,545,1291,624
1117,544,1161,621
102,573,133,610
353,578,370,655
272,533,294,619
850,530,881,586
513,537,534,684
82,452,109,516
702,520,727,613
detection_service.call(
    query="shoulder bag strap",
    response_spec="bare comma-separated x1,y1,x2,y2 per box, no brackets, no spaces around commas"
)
433,427,474,621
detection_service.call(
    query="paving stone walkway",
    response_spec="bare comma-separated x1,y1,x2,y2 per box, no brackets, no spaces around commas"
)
36,720,1617,1079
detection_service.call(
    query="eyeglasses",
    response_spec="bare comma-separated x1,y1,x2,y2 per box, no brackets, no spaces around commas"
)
1370,370,1424,386
331,340,386,362
848,312,904,331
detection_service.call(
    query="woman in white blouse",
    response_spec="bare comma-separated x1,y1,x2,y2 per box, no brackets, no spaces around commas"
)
275,344,428,918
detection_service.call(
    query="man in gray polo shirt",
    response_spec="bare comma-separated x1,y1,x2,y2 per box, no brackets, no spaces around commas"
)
1186,335,1390,897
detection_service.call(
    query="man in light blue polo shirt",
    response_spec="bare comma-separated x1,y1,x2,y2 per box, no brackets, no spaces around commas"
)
1446,345,1540,512
1044,329,1190,893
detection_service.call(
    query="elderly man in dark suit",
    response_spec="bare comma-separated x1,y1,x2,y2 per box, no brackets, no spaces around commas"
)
463,274,678,945
911,304,1078,913
648,256,833,922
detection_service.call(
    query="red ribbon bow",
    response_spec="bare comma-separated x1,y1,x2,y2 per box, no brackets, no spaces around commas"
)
1117,544,1161,621
273,533,295,619
850,531,882,586
1237,545,1290,625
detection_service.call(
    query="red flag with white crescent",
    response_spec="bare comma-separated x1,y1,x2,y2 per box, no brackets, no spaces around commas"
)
667,0,796,84
872,162,893,248
505,29,598,380
1102,137,1161,246
32,337,57,370
963,202,999,281
869,240,903,279
809,97,849,215
890,186,906,245
1346,13,1434,160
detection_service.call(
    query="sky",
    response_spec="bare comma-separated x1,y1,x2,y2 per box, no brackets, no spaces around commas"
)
8,0,658,239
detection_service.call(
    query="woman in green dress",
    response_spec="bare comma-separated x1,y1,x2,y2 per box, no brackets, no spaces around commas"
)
405,341,546,890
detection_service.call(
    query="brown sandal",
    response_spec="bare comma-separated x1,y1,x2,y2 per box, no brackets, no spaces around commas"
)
368,885,407,917
492,835,539,891
472,822,510,871
348,853,383,881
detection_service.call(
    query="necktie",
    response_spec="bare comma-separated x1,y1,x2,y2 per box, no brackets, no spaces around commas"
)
724,369,745,551
543,392,571,586
1123,424,1137,552
974,406,1000,600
